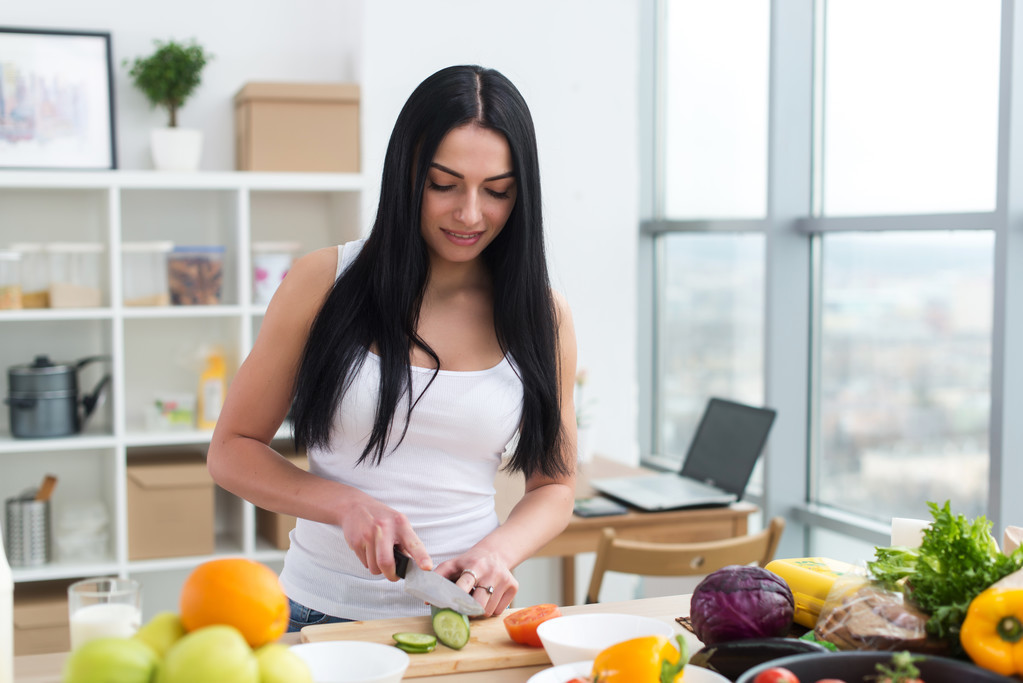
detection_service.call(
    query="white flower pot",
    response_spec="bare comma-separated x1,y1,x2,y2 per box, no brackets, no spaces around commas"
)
150,128,203,171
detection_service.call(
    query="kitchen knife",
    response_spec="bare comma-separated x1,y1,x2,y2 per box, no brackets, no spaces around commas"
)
392,546,484,616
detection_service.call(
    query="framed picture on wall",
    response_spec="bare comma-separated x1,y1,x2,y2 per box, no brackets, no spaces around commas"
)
0,27,118,170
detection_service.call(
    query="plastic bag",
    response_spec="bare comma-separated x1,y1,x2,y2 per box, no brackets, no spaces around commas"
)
813,573,948,654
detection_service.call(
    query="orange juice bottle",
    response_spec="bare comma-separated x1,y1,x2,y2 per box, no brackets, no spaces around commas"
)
197,348,226,430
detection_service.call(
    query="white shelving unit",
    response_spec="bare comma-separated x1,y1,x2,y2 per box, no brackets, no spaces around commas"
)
0,170,363,615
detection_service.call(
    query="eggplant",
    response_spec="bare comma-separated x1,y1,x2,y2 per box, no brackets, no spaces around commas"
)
688,637,833,681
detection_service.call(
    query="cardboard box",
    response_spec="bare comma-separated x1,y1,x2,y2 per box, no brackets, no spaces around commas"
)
127,459,215,560
13,581,73,655
234,82,360,173
256,455,309,550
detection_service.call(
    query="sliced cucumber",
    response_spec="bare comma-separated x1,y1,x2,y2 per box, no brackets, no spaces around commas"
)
395,641,436,654
431,607,471,650
392,632,438,652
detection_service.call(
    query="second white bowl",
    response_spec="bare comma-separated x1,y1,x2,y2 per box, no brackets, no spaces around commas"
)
289,641,410,683
536,613,676,667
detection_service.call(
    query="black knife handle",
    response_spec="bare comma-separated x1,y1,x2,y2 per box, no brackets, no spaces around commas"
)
392,545,410,578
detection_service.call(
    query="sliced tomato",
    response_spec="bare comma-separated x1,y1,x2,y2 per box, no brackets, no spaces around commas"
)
503,603,562,647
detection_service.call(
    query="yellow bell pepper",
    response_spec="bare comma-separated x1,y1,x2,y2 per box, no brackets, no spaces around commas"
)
960,587,1023,676
591,634,688,683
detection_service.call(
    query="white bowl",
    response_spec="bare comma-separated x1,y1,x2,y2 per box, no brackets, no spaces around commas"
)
528,660,732,683
289,641,410,683
536,613,676,667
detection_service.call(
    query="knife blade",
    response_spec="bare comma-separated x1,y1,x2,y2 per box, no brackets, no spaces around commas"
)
392,546,484,616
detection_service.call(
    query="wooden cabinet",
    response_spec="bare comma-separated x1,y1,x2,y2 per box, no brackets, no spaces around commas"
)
0,170,363,622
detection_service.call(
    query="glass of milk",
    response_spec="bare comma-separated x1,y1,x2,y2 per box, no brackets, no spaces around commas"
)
68,577,142,650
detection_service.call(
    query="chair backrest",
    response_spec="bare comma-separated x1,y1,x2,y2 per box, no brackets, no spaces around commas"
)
585,516,786,604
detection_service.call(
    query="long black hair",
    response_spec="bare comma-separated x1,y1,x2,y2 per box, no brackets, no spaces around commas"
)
291,65,569,479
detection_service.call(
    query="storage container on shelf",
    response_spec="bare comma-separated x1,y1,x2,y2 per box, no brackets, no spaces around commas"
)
55,500,109,563
9,243,48,308
121,241,173,306
0,251,22,310
168,245,225,305
45,242,105,308
252,241,301,305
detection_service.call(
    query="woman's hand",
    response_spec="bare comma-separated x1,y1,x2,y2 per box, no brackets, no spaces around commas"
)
338,491,433,580
436,549,518,617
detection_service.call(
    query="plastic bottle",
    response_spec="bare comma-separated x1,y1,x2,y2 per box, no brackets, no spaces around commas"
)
1,525,13,683
196,348,226,430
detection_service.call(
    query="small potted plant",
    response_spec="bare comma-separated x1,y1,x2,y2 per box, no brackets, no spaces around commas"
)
125,38,212,171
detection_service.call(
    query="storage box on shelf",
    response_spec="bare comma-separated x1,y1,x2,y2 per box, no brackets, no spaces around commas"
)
0,169,363,613
234,82,360,173
13,580,75,655
127,457,215,561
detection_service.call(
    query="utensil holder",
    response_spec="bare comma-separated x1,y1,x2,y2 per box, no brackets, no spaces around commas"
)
5,493,50,567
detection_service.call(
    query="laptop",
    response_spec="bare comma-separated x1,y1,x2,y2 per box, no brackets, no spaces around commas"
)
590,397,777,511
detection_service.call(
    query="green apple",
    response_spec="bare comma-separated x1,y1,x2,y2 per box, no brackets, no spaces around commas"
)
62,636,160,683
133,611,186,658
158,625,258,683
255,643,313,683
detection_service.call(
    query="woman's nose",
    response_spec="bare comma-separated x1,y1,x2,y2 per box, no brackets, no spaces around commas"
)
455,191,483,226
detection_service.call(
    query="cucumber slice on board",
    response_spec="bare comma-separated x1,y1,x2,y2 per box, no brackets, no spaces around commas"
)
392,632,437,653
431,607,471,650
395,641,436,654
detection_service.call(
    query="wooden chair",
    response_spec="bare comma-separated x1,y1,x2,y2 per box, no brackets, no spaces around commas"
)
585,516,786,604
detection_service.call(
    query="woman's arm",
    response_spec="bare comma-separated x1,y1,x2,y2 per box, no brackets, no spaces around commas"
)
206,246,433,576
435,292,579,616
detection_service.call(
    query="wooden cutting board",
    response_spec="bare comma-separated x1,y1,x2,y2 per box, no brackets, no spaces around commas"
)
300,612,551,677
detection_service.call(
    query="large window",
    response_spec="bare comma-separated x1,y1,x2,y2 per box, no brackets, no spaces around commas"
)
821,1,1001,216
649,0,771,466
645,0,1021,550
655,234,765,459
816,232,993,521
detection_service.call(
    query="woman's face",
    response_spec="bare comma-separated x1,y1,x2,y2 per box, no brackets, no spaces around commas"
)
420,124,517,265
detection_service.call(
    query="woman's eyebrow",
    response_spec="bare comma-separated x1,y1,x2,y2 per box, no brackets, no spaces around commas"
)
430,162,515,182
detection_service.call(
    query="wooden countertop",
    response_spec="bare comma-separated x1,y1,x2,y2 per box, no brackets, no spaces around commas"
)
15,594,696,682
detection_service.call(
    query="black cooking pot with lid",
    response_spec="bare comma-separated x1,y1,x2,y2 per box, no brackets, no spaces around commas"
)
6,355,111,438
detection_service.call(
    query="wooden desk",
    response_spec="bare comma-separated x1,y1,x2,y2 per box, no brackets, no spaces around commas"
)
495,456,756,604
14,595,697,683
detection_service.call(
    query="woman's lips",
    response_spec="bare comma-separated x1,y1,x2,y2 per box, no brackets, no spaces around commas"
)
442,229,483,245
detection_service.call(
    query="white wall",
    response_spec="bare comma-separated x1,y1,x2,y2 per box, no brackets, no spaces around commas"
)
360,0,642,605
7,0,643,605
361,2,641,470
4,0,363,169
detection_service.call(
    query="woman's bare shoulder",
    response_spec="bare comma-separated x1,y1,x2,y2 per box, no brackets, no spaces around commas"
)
551,289,574,326
263,246,339,323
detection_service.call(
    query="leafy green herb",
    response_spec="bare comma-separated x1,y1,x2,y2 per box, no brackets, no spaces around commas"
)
867,501,1023,651
798,629,839,651
871,651,923,683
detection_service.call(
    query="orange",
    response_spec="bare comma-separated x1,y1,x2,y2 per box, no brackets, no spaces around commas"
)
179,558,289,648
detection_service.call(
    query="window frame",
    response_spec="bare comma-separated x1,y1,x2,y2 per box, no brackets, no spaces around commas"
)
641,0,1023,554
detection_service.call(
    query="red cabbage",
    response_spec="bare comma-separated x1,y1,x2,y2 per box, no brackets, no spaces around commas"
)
689,564,794,645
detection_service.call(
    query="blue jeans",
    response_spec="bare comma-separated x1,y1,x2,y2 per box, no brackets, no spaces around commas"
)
287,598,353,632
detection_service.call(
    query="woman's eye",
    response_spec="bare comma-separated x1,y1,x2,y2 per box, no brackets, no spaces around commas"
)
486,188,512,200
428,181,454,192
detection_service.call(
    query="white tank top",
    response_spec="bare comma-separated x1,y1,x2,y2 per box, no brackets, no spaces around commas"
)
279,240,524,620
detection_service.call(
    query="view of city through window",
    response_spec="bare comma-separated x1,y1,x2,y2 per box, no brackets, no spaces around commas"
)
654,0,1002,535
816,232,993,521
656,234,765,459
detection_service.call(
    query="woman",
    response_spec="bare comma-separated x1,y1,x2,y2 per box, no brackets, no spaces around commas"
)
207,65,577,628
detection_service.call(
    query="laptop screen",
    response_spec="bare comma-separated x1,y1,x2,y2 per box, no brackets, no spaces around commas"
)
678,397,777,496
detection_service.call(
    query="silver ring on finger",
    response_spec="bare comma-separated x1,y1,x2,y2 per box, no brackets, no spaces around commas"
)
459,569,479,584
484,585,494,594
